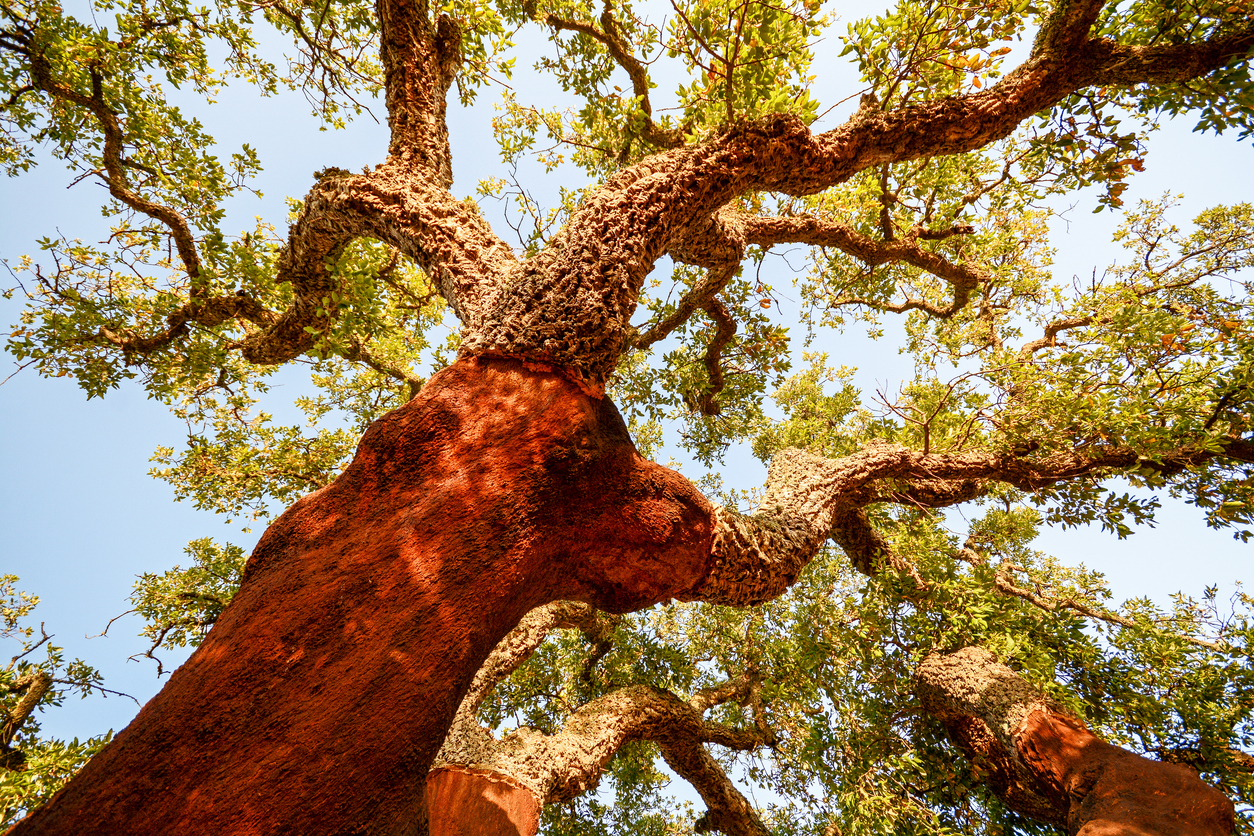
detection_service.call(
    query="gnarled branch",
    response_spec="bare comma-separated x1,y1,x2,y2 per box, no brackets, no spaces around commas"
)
546,4,685,151
476,11,1254,384
693,300,736,416
433,603,770,836
744,213,984,318
683,433,1254,605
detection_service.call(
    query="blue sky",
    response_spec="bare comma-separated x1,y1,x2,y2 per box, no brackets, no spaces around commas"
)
1,1,1250,751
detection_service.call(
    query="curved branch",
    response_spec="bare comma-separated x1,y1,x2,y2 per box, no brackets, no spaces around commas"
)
785,23,1254,198
744,214,984,318
433,604,769,834
1020,315,1095,356
681,434,1254,606
453,601,617,719
657,736,770,836
545,5,685,150
479,14,1253,384
92,295,280,357
339,339,425,399
435,682,769,833
827,505,892,575
694,300,736,416
85,163,516,366
632,263,738,352
18,35,203,283
1,671,52,749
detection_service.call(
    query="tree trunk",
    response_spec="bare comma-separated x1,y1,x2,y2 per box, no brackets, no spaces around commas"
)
426,767,540,836
915,647,1236,836
9,356,715,835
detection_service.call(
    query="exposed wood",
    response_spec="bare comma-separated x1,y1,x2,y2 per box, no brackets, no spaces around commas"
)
8,357,715,835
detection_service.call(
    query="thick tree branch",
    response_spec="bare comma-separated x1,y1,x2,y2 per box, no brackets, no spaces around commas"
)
682,434,1253,605
681,442,1117,605
451,601,618,720
881,475,988,509
827,506,893,576
1,671,52,751
435,683,769,825
83,163,516,365
1162,745,1254,774
433,604,769,834
657,736,770,836
376,0,461,182
915,647,1236,835
1031,0,1105,57
468,13,1253,384
787,25,1254,199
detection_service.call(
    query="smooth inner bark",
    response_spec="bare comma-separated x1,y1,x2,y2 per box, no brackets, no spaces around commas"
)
10,357,713,835
427,767,540,836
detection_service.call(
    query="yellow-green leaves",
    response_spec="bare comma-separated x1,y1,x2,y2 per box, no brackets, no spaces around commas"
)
0,577,111,827
1096,0,1254,138
667,0,822,126
840,0,1028,107
129,538,246,669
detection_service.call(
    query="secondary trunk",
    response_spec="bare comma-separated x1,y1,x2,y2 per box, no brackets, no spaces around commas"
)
10,356,715,835
915,647,1235,836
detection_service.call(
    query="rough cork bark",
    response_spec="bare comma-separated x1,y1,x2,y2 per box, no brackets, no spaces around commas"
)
424,602,771,836
915,647,1236,836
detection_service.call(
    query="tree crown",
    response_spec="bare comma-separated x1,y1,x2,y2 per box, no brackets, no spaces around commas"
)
2,0,1253,830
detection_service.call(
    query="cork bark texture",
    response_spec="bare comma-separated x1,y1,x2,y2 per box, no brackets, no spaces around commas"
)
431,603,771,835
12,0,1254,830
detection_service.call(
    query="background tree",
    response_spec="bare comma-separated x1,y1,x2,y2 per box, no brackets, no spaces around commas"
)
1,0,1252,832
0,578,112,829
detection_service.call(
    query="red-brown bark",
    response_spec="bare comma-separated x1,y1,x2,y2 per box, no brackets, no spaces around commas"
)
426,767,540,836
1017,711,1236,836
9,357,715,835
916,648,1235,836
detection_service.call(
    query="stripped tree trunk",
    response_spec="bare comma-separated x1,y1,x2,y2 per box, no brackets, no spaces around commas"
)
915,647,1236,836
426,768,540,836
10,358,717,834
